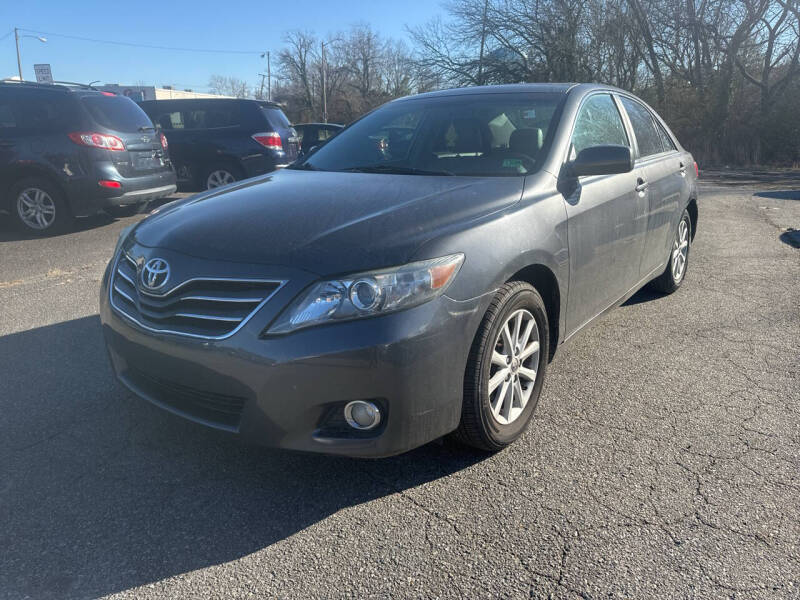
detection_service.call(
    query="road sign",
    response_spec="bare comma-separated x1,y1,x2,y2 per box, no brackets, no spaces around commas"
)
33,64,53,84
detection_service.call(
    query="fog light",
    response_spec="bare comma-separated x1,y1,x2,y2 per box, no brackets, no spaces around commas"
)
344,400,381,430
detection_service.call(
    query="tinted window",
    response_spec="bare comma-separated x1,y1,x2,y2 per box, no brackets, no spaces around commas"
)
81,95,154,133
152,110,184,130
620,97,663,158
184,105,239,129
261,106,291,130
655,120,676,153
0,102,17,129
298,93,563,177
571,94,628,154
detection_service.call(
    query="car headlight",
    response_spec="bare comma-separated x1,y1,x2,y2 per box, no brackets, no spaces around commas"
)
266,253,464,334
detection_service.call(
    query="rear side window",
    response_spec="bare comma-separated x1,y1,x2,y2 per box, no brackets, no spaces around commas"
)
0,90,75,133
0,101,17,129
261,106,291,130
655,121,677,153
184,105,238,129
571,93,629,154
152,110,184,130
81,95,154,133
619,97,663,158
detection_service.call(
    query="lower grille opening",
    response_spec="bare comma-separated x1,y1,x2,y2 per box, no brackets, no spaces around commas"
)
125,367,246,430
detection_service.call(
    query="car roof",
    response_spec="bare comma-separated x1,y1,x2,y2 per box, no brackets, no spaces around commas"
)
139,98,284,109
392,82,625,102
294,122,344,127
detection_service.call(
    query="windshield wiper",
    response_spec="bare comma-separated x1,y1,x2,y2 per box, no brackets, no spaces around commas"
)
138,125,155,132
342,164,455,176
287,162,319,171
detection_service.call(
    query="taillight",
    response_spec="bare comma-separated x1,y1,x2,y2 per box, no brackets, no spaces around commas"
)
98,180,121,189
159,131,168,150
252,132,283,150
694,161,700,178
68,132,125,151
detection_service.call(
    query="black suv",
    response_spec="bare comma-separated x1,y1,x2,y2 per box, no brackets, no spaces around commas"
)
293,122,343,156
0,81,176,234
138,99,299,190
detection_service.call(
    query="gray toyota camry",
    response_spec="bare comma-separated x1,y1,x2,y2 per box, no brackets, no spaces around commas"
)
100,83,698,457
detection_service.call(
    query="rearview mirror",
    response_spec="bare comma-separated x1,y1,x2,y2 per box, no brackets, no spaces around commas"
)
568,145,633,177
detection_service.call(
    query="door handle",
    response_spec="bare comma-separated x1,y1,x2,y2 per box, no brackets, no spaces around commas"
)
635,178,649,193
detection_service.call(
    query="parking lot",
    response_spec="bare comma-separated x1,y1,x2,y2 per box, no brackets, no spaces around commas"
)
1,178,798,598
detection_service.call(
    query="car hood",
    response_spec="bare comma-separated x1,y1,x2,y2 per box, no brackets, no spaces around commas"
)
133,169,524,276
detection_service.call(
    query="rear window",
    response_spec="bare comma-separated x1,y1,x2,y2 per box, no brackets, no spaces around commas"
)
81,95,154,133
261,106,291,130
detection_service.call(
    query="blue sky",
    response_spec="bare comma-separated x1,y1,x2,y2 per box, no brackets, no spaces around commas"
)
0,0,443,91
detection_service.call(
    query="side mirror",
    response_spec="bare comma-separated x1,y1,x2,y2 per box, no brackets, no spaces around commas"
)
568,145,633,177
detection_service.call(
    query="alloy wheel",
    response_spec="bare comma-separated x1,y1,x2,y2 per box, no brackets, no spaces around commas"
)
488,308,540,425
672,218,689,282
206,170,236,189
17,187,56,230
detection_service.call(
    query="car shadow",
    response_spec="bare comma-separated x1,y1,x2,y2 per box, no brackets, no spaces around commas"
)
780,228,800,248
0,315,486,599
622,287,664,306
0,196,185,242
753,190,800,201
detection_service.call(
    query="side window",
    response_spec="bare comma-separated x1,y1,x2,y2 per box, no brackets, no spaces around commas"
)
14,92,69,133
182,105,238,130
154,111,183,130
655,120,677,153
571,94,629,155
0,99,17,131
619,97,663,158
318,127,334,141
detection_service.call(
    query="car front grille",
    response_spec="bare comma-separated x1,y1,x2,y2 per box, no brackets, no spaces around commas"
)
110,252,284,339
125,366,246,430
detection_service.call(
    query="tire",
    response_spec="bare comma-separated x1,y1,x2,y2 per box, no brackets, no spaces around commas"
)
649,208,691,294
454,281,550,452
104,203,145,218
9,177,72,235
202,165,241,190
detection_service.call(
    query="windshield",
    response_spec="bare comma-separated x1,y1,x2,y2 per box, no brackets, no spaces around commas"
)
293,92,563,176
81,95,154,133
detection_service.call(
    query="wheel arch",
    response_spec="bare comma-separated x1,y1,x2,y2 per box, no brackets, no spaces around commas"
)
687,198,698,241
506,263,561,361
4,166,71,215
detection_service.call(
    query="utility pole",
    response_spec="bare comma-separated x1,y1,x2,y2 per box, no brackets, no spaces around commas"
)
321,41,328,123
477,0,488,86
260,51,272,101
258,73,266,99
14,28,22,81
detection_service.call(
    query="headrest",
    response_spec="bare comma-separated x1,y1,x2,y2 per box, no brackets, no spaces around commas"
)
509,128,543,155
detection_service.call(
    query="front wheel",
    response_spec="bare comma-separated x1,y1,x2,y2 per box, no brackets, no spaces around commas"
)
650,209,691,294
454,281,549,451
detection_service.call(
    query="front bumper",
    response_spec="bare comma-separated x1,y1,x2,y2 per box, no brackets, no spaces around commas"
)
99,260,488,457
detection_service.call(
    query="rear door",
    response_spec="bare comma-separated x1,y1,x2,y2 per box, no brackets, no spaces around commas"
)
0,90,23,185
563,92,647,336
141,101,194,181
617,96,684,278
79,94,168,177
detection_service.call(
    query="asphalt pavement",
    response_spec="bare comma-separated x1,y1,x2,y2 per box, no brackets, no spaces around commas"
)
0,182,798,599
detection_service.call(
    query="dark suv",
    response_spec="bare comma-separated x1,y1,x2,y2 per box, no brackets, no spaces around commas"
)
0,81,176,234
138,99,299,190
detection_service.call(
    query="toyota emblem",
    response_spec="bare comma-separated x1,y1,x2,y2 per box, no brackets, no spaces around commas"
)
141,258,170,290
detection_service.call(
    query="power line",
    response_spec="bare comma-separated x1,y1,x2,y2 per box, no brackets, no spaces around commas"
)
0,30,13,43
17,28,263,55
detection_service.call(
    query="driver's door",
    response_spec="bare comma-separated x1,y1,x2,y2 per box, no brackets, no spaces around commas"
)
562,93,648,337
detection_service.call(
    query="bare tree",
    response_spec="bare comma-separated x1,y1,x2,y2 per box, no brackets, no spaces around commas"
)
207,75,250,98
